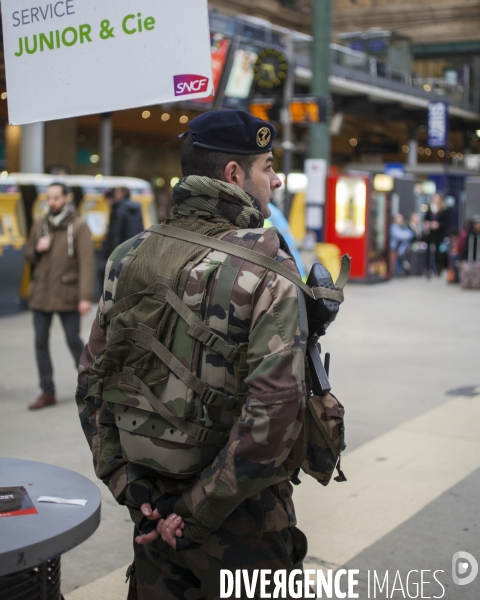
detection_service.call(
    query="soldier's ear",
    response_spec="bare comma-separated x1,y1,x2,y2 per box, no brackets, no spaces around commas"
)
224,161,245,188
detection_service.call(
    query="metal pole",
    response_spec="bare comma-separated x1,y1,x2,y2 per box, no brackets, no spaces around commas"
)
408,140,418,166
100,113,113,176
281,30,295,220
308,0,332,241
310,0,331,163
407,124,417,166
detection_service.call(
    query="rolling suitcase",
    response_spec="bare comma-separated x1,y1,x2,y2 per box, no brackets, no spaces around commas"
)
403,243,426,276
459,234,480,290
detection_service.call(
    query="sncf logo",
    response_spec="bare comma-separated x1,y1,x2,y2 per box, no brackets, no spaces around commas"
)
174,74,209,96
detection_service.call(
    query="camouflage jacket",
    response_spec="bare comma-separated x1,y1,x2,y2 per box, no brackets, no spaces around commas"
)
76,177,308,547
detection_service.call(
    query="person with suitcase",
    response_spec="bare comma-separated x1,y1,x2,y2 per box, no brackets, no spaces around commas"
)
423,193,449,277
459,215,480,289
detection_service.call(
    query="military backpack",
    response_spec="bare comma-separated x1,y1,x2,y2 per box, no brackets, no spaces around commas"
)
87,220,349,485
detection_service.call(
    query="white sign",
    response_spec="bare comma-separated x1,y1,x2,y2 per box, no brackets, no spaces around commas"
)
2,0,213,125
305,158,327,204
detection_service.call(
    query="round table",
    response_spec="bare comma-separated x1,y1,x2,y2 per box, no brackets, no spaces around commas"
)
0,458,101,599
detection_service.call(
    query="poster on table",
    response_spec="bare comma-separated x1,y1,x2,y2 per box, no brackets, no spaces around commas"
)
1,0,213,124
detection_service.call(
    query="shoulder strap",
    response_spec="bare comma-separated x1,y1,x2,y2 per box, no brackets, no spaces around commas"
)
104,278,240,363
149,224,350,303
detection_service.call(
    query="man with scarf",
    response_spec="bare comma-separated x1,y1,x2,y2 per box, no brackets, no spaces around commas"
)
26,182,95,410
77,111,309,599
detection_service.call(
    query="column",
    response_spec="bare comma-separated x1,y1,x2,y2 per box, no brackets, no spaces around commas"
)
100,113,113,176
20,122,45,173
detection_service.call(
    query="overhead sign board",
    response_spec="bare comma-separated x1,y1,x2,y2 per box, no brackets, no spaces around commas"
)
428,101,449,147
290,97,328,124
249,96,328,124
2,0,213,125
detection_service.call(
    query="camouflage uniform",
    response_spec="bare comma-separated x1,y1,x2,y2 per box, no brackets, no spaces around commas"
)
76,177,309,599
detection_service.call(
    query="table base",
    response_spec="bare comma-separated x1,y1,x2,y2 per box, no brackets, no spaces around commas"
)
0,558,62,600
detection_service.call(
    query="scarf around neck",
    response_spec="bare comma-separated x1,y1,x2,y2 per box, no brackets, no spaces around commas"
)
47,203,75,228
45,203,76,257
172,176,265,229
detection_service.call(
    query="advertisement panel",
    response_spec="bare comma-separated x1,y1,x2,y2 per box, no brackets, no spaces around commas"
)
223,45,258,110
428,101,449,147
195,34,231,105
2,0,213,124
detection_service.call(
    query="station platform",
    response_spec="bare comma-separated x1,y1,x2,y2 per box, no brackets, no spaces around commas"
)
0,275,479,599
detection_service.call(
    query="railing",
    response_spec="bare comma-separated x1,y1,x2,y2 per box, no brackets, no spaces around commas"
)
330,44,471,108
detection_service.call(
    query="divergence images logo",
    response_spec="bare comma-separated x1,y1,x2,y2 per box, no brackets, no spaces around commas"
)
452,551,478,586
174,75,209,97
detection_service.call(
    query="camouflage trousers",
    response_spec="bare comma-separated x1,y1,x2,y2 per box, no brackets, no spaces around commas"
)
127,525,308,600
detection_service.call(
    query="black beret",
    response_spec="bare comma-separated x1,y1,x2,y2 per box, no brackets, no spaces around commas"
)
180,110,277,155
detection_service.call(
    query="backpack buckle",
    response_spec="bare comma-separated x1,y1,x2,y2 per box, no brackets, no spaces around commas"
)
196,427,211,444
204,332,239,362
200,387,236,411
200,387,218,406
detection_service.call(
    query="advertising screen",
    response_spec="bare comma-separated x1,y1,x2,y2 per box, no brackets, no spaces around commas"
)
223,45,258,110
335,177,367,238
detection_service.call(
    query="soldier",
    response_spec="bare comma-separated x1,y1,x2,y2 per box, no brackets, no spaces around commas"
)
76,111,310,599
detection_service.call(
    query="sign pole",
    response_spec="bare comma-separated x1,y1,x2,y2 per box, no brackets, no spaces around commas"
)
309,0,332,241
281,30,295,220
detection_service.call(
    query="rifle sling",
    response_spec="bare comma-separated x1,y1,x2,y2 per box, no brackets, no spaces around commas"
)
150,224,349,303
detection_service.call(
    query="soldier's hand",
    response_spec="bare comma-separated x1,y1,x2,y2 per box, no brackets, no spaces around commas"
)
133,503,162,545
157,513,185,549
135,505,184,547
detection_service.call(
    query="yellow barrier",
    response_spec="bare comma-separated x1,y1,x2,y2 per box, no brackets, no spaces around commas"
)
0,194,25,256
315,242,341,281
289,191,306,242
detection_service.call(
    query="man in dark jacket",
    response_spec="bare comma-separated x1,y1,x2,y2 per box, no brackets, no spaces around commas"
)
102,187,144,258
26,182,95,410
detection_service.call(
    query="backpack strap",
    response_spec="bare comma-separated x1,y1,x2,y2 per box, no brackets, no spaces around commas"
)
103,372,228,447
104,278,240,363
162,283,240,363
149,224,350,303
105,326,237,412
105,282,159,322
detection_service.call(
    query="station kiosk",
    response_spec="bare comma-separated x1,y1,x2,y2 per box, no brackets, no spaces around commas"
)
325,173,391,282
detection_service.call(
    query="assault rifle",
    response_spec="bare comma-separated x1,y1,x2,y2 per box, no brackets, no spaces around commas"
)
305,262,342,396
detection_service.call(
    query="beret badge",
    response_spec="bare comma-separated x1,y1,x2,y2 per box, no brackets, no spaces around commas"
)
256,127,271,148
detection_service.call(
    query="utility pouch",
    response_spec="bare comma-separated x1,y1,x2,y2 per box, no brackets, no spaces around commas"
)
300,258,350,484
301,392,347,486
